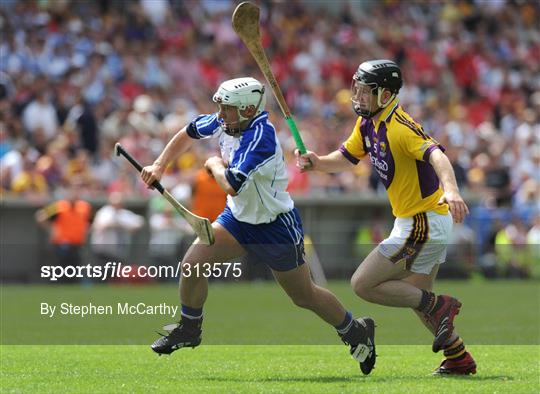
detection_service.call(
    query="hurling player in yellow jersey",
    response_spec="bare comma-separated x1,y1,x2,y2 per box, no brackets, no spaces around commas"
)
297,60,476,375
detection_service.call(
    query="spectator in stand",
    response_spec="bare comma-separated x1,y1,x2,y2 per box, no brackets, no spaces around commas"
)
90,143,118,190
106,166,140,196
10,154,48,199
479,219,504,279
446,149,468,190
64,150,98,193
65,95,99,156
444,223,476,279
1,141,39,190
2,1,538,201
90,191,144,264
495,218,531,278
22,90,59,142
35,187,92,283
128,94,160,137
148,202,191,281
100,101,132,146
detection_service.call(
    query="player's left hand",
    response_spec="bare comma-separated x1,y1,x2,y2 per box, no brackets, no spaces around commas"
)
438,190,469,223
204,156,225,177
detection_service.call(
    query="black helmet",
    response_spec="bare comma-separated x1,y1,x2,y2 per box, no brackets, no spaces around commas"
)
351,59,402,117
353,59,403,94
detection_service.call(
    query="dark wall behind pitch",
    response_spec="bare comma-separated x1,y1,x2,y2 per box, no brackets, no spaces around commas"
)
1,195,395,282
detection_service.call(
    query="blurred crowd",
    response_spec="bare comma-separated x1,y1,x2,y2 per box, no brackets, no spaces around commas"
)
0,0,538,276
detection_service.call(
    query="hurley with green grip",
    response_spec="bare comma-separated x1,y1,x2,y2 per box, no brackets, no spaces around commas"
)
232,2,307,155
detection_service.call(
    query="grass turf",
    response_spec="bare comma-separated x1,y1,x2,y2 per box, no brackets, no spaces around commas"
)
1,280,538,345
1,345,538,393
1,280,539,392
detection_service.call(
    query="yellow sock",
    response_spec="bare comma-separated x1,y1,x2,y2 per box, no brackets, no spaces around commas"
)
443,337,466,360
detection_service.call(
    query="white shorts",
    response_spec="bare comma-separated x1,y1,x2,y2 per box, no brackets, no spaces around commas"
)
378,211,453,274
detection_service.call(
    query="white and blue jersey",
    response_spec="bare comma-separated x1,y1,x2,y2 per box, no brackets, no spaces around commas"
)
186,111,293,224
186,111,304,271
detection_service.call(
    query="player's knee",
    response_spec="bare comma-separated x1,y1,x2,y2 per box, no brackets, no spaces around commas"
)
351,275,373,301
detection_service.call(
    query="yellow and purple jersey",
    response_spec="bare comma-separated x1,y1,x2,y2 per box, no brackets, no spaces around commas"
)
340,99,449,218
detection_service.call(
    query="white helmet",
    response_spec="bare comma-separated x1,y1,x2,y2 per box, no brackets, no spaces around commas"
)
213,77,266,113
213,78,266,137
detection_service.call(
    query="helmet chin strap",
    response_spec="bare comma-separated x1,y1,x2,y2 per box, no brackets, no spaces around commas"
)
365,88,395,118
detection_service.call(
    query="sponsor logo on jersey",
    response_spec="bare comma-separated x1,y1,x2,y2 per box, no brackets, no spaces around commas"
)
369,154,389,172
380,141,387,157
369,153,389,181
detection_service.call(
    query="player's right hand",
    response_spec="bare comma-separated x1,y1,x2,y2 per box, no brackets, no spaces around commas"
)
295,149,318,172
438,189,469,224
140,164,164,189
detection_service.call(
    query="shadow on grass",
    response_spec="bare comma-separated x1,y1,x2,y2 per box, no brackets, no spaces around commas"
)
205,374,515,384
431,375,514,381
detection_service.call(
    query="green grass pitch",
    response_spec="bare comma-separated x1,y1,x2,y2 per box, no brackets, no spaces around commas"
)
1,280,539,392
1,345,537,393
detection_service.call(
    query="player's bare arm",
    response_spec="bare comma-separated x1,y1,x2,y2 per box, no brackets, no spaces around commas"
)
429,149,469,223
140,127,195,188
204,156,237,196
296,149,354,173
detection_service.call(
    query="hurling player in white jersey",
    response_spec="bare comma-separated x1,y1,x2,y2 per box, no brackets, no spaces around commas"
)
140,77,376,373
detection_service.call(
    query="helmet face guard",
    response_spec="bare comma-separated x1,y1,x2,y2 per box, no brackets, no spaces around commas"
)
212,77,266,137
350,79,378,118
214,104,245,137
